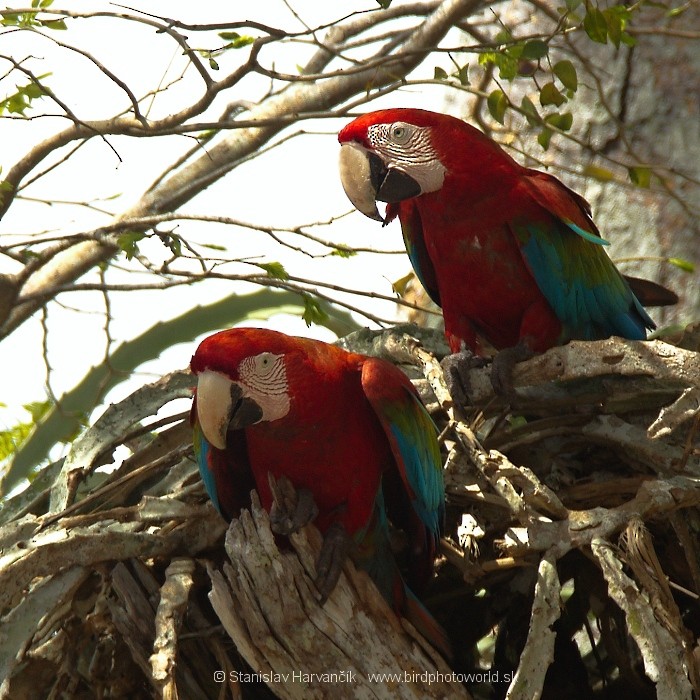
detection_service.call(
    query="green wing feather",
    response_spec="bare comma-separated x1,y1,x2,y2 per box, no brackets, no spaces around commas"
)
361,358,444,539
514,171,654,340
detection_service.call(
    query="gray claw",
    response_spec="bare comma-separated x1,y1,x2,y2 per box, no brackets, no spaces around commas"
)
490,342,533,396
268,474,319,535
315,522,351,604
441,350,489,406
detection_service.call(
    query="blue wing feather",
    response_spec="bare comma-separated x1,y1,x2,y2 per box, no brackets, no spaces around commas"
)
361,359,444,543
192,418,222,513
514,171,654,341
515,218,654,341
388,200,442,307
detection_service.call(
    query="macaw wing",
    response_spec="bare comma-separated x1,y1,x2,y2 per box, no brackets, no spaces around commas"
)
513,171,654,340
361,358,444,542
191,399,254,520
387,200,441,307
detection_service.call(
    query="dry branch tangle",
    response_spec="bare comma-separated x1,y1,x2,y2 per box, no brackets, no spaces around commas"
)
360,328,700,697
1,329,698,697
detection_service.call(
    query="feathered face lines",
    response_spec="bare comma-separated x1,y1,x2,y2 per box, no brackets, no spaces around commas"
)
338,117,446,223
193,351,291,450
366,121,445,184
238,352,287,398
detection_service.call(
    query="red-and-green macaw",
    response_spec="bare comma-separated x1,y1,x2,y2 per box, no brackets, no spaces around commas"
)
190,327,448,655
338,108,671,359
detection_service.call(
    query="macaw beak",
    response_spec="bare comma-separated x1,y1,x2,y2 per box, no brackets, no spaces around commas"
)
339,143,421,223
195,370,263,449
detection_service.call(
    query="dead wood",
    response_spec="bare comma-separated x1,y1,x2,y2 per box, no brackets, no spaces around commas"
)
1,327,698,698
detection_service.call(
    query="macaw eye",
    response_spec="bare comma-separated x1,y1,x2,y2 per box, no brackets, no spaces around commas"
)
238,351,284,382
254,352,279,376
389,122,412,144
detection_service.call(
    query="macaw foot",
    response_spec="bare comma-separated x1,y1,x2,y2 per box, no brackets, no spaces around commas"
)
268,474,319,536
315,522,352,604
491,342,534,396
440,350,489,407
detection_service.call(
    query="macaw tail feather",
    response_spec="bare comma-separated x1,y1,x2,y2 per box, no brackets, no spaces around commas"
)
354,496,450,658
400,583,452,660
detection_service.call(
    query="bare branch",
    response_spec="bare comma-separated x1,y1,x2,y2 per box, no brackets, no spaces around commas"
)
1,0,480,338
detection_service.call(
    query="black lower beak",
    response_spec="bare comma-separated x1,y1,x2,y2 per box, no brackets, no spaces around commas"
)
368,152,422,204
228,383,263,431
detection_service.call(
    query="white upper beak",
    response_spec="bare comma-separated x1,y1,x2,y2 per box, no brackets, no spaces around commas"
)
195,370,234,450
338,143,383,222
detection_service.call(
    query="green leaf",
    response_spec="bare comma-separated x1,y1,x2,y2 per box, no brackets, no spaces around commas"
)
668,257,695,273
0,422,34,462
301,293,329,327
584,7,608,43
496,54,518,81
24,83,46,100
1,75,50,116
202,242,226,251
17,11,39,27
520,96,541,126
538,128,553,150
583,164,615,181
487,89,508,124
539,82,566,107
480,51,517,80
0,400,51,463
667,3,689,17
196,129,216,143
505,43,524,60
433,66,448,80
565,0,582,10
521,40,549,60
117,231,145,260
494,28,514,43
375,0,392,7
218,32,255,49
257,261,289,280
330,247,356,259
163,233,182,257
603,8,622,47
209,57,219,70
392,271,414,296
478,52,497,67
24,400,52,422
628,166,651,188
42,18,66,30
456,63,469,85
544,111,573,131
553,60,578,92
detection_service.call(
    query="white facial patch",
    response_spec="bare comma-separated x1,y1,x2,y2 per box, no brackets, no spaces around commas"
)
238,352,290,422
367,121,446,193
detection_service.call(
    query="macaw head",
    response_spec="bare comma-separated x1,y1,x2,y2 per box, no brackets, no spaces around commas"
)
338,107,511,222
191,328,293,449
